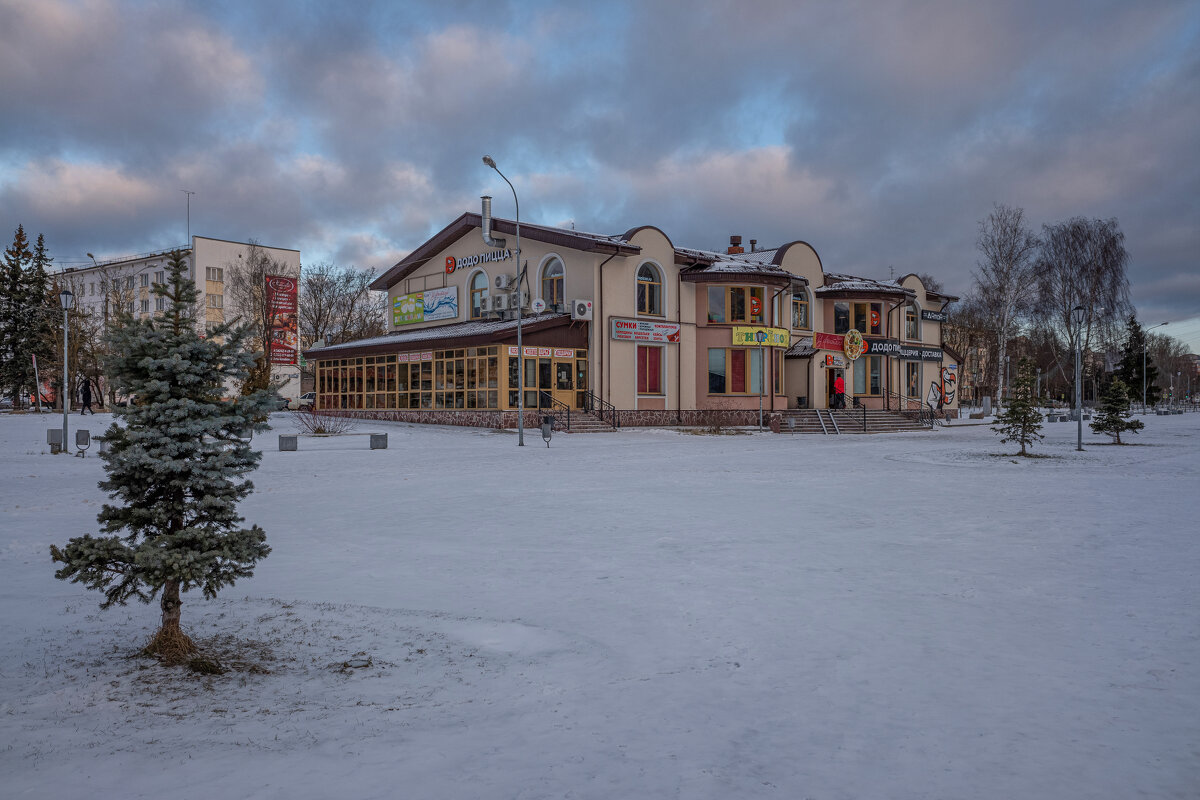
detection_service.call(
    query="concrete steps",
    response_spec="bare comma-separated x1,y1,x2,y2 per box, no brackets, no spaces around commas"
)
778,409,931,434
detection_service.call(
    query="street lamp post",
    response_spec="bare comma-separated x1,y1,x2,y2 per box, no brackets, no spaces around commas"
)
59,288,74,454
1036,367,1042,408
1143,321,1168,411
482,155,524,446
1072,305,1085,451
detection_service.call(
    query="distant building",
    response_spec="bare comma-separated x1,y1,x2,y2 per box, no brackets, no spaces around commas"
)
57,236,302,400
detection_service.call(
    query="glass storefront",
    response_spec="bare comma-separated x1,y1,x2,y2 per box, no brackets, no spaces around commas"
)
314,346,587,411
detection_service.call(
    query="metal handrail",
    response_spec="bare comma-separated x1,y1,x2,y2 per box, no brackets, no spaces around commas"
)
582,390,620,429
536,391,571,431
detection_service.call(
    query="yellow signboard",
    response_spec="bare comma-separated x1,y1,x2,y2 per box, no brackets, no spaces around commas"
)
732,327,790,348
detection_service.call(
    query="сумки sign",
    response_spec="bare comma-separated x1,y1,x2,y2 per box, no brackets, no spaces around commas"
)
610,318,681,343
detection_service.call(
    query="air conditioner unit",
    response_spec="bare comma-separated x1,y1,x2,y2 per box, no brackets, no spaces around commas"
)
571,299,594,321
494,273,516,291
504,291,531,310
483,295,504,313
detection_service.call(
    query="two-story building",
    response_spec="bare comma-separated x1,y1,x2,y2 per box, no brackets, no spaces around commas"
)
303,211,958,427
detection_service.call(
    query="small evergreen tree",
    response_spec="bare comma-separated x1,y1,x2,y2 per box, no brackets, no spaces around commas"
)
1091,377,1144,444
1114,315,1159,407
992,357,1044,456
51,251,273,663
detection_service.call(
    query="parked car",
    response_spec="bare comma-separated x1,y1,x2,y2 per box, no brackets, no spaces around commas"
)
287,392,315,411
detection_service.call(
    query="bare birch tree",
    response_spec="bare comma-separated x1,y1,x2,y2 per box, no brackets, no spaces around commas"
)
297,262,386,351
1034,217,1132,393
974,204,1040,404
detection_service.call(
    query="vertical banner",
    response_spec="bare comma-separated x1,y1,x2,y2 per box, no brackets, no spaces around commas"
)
266,274,299,365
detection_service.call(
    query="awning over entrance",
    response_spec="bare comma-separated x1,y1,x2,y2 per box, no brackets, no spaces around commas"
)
303,313,584,361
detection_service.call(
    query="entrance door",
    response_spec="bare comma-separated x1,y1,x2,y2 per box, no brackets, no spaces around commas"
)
537,358,553,409
553,359,574,409
827,368,844,407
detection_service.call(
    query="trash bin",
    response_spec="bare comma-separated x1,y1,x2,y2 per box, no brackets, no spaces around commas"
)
540,415,555,446
797,396,807,409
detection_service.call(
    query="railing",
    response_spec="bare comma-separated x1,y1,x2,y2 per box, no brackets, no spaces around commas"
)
582,391,620,429
887,390,936,429
536,391,571,432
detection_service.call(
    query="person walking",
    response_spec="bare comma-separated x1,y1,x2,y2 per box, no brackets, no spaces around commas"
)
833,374,845,409
80,379,92,415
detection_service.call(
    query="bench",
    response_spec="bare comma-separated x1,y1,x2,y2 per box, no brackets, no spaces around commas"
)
279,432,388,451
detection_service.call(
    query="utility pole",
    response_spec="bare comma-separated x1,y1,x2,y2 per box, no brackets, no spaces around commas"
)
182,190,195,242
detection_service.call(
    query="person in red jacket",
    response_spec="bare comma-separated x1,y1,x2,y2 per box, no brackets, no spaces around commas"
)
833,374,845,409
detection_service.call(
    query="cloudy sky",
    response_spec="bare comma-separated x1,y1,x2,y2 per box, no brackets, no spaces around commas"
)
2,0,1198,349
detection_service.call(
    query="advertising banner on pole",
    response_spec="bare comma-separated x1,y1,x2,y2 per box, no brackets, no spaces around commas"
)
266,274,299,365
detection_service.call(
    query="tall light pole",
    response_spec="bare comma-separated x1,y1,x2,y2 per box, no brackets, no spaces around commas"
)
482,155,524,446
1072,305,1085,451
182,189,195,241
1143,321,1168,411
59,288,74,454
1036,367,1042,407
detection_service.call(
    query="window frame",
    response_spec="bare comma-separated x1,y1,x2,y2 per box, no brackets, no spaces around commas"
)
905,301,920,340
637,344,664,395
540,257,565,307
706,347,776,395
469,270,489,320
852,355,883,396
791,287,810,330
636,262,664,317
706,285,766,325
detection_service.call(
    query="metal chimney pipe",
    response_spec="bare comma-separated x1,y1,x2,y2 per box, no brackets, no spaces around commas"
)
481,196,506,249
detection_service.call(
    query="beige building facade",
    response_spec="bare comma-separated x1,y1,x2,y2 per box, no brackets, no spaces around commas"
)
305,213,958,427
59,236,303,399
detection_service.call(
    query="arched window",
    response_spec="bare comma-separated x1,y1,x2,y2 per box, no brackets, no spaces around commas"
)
637,263,663,316
905,301,920,339
470,271,489,319
541,258,565,306
791,287,810,330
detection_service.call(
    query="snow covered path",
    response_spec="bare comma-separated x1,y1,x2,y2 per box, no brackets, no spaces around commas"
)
2,412,1197,799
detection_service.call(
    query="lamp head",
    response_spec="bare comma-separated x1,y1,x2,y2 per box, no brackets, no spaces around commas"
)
1071,305,1086,326
482,155,497,170
59,288,74,310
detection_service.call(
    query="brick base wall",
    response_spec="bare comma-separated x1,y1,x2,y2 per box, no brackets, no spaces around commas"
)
308,408,768,429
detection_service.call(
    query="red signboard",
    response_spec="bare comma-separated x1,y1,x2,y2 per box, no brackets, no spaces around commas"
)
813,332,845,351
266,274,298,365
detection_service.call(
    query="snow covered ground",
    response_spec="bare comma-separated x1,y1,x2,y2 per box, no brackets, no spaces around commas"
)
2,411,1197,799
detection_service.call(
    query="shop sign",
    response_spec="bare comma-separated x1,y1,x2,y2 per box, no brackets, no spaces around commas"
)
444,249,513,274
921,309,948,322
732,326,790,348
506,346,553,358
864,338,944,361
397,351,434,362
823,354,846,368
843,329,865,361
610,317,682,343
553,348,576,358
265,274,298,365
813,332,845,351
393,286,458,326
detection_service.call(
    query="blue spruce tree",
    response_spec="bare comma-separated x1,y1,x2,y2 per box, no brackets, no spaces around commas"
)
51,251,273,663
